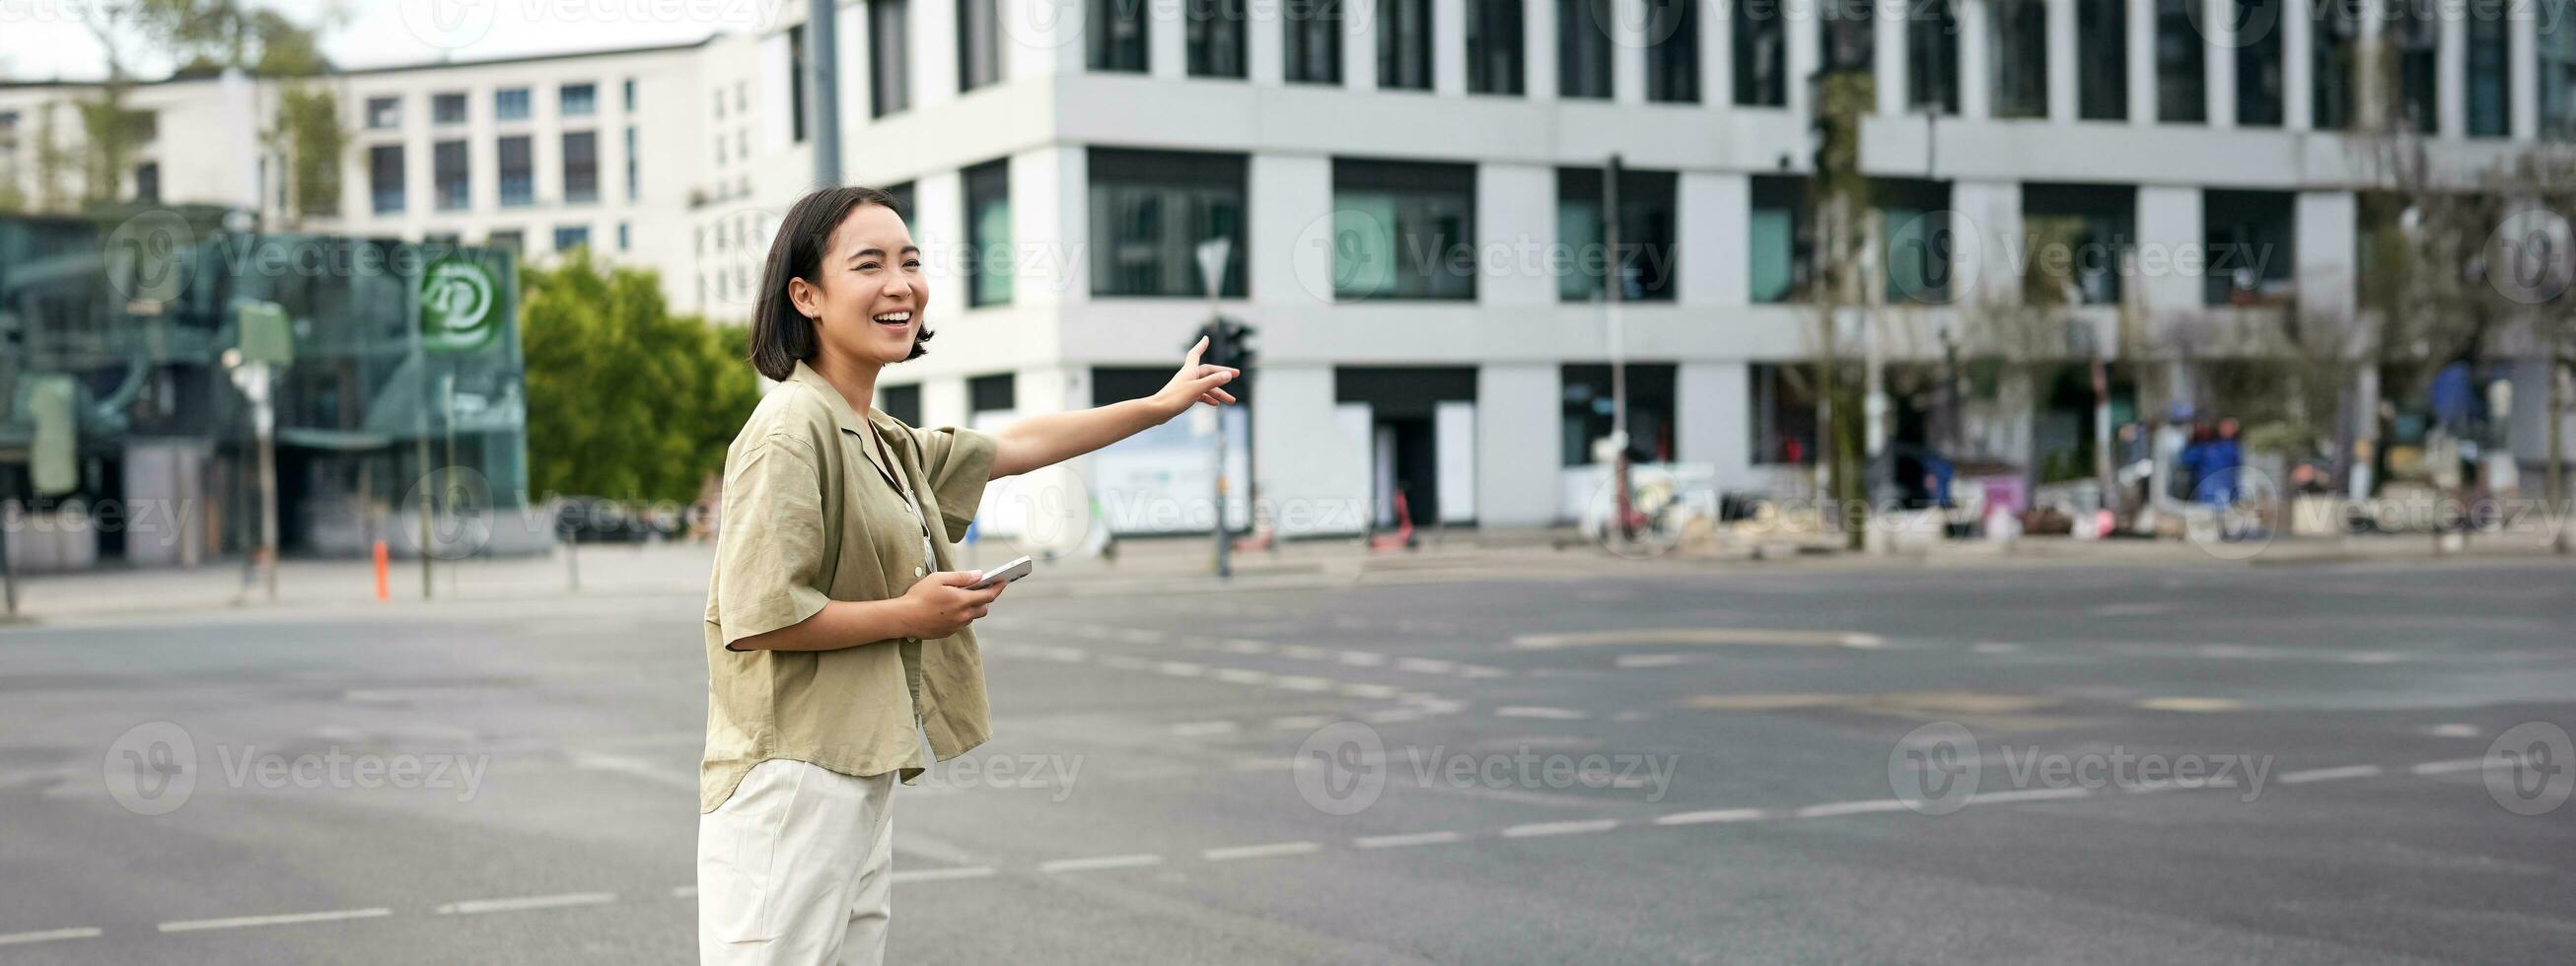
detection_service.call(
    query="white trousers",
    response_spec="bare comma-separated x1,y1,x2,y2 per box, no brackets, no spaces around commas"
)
698,759,896,966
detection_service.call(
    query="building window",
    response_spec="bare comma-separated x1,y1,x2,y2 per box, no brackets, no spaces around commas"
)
1909,0,1961,113
555,225,591,252
561,83,597,117
1735,0,1787,105
563,131,599,204
1749,175,1810,304
1376,0,1433,90
2394,3,2437,132
961,0,1003,91
1091,0,1149,72
789,24,810,142
1284,0,1343,83
1191,0,1249,78
488,230,524,252
496,88,531,121
1562,364,1678,466
624,126,640,202
1556,166,1679,303
1821,0,1874,73
2545,10,2576,139
434,140,468,211
1467,0,1525,94
433,92,467,125
2204,189,2294,306
366,96,400,130
499,135,534,207
1879,180,1953,304
885,180,915,219
1559,0,1613,99
1088,149,1248,297
882,383,923,425
968,373,1017,415
2312,0,2359,129
133,161,159,203
2235,0,2285,126
2022,182,2135,305
965,158,1013,307
1752,362,1820,464
1645,0,1699,102
370,145,404,214
617,222,631,251
622,78,637,112
872,0,913,116
2155,0,2205,121
1331,158,1476,302
1988,0,2046,118
714,89,727,121
2078,0,2127,120
2467,10,2509,136
737,82,748,114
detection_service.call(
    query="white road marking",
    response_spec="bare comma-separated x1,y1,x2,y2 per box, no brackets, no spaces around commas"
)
1170,721,1240,737
568,752,696,790
2411,757,2498,775
2133,697,2246,713
0,928,102,946
1654,808,1768,825
1362,708,1427,724
1494,706,1590,721
1116,629,1166,644
1969,642,2024,655
1354,831,1464,849
1336,652,1388,666
1502,819,1620,838
2425,724,2482,738
2279,765,2383,785
2129,777,2239,794
670,885,696,899
1395,657,1456,673
1280,645,1328,659
1038,854,1164,873
437,892,617,916
1034,646,1089,662
1459,665,1510,679
1337,682,1402,699
1614,654,1702,668
160,908,392,932
1969,788,2093,804
1154,661,1206,677
891,865,997,883
1213,668,1271,685
1202,842,1323,862
1273,675,1335,692
1219,639,1272,655
1794,799,1914,818
1515,628,1887,650
1271,715,1334,730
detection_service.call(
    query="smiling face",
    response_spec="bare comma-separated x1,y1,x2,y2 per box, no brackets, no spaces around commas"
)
787,202,927,368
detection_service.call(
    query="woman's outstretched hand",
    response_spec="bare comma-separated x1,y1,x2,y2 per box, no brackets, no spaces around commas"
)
1153,335,1239,420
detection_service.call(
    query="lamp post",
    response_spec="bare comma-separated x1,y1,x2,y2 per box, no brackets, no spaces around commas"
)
1196,238,1233,579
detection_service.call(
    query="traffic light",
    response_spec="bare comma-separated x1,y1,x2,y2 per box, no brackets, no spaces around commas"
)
1189,316,1257,374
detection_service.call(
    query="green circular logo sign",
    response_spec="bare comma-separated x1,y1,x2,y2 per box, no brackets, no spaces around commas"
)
420,259,497,353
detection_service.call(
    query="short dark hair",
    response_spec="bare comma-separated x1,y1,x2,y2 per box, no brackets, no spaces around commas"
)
749,185,934,380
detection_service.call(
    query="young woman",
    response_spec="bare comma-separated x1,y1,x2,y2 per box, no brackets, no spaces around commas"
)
697,185,1237,964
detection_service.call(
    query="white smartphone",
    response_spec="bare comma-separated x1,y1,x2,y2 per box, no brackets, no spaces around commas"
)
966,555,1034,590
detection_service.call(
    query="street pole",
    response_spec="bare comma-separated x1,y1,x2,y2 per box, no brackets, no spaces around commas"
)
808,0,842,188
1863,212,1891,554
255,366,277,602
417,379,434,600
1606,154,1631,545
2551,337,2568,553
1196,239,1233,578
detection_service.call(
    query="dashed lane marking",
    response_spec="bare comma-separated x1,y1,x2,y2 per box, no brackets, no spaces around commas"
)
891,865,997,883
1968,788,2093,804
159,908,392,933
1500,819,1620,838
1794,799,1914,818
1653,808,1768,825
436,893,617,916
1494,706,1590,721
1515,628,1887,650
1353,831,1465,849
2279,765,2383,785
1202,842,1323,862
1170,721,1240,737
1038,854,1164,874
0,928,101,946
2410,757,2498,775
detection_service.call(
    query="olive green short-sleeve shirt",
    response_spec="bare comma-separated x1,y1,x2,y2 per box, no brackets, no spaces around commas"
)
700,360,999,813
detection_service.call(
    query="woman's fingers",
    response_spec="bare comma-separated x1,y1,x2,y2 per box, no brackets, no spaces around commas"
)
1181,335,1208,368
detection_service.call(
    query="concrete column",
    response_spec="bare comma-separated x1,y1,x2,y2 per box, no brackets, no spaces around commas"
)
922,375,971,430
1151,0,1188,78
1680,171,1750,308
2294,190,2357,323
1678,362,1754,491
1960,0,1993,119
1349,0,1383,91
1705,0,1733,104
916,0,960,107
2510,4,2538,138
839,4,872,138
1481,163,1557,306
2127,0,2156,123
1613,0,1650,104
1476,364,1564,526
1256,365,1371,535
1003,0,1074,80
1435,0,1469,94
1013,146,1084,306
2205,0,2236,127
1249,0,1286,84
1786,0,1820,115
1951,179,2022,309
1252,153,1335,308
1527,0,1559,100
1878,0,1909,114
2438,6,2465,138
2134,183,2203,318
2283,0,2312,130
2045,0,2078,121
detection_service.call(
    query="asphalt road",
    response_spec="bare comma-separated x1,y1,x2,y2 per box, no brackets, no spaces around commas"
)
3,557,2572,964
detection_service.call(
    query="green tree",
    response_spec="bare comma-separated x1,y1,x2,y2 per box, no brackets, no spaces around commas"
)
132,0,347,221
522,250,763,504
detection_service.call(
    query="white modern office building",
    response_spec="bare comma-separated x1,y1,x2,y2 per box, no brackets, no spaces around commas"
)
8,0,2576,538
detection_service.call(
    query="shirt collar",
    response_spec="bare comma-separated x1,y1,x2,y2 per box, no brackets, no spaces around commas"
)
786,359,910,480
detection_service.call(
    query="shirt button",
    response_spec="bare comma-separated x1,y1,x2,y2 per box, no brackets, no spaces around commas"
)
914,566,926,578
